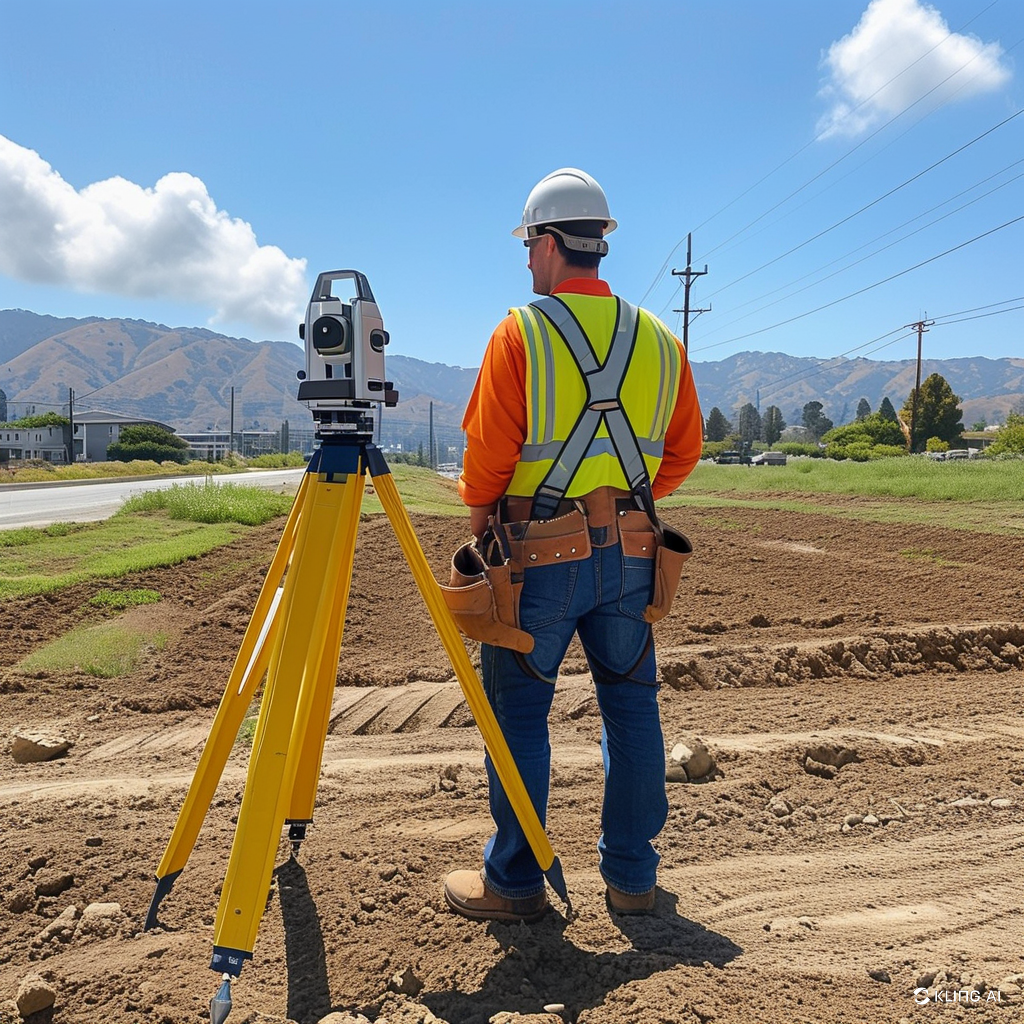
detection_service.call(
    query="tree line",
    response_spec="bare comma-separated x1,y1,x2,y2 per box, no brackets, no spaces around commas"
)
703,372,1023,460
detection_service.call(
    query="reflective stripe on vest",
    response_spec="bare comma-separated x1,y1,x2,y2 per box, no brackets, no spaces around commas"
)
507,293,683,501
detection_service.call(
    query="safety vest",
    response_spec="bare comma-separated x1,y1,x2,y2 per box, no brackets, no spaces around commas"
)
506,292,683,503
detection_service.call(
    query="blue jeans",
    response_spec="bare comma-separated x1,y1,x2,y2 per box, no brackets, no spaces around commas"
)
480,541,668,899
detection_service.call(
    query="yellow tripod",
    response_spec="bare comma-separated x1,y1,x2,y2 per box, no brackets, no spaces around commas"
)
145,437,570,1010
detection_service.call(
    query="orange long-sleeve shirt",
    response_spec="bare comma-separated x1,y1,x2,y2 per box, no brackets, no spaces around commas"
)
459,278,704,509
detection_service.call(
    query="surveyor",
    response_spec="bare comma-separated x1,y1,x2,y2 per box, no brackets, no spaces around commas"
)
444,168,704,922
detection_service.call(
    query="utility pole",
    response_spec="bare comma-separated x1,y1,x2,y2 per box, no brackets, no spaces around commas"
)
230,386,235,456
671,233,710,353
428,401,435,470
905,316,934,453
67,387,75,464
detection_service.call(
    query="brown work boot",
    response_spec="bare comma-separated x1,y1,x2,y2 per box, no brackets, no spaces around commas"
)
444,870,548,923
606,883,656,914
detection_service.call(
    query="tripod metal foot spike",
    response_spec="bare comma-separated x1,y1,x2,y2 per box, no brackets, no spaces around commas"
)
210,974,232,1024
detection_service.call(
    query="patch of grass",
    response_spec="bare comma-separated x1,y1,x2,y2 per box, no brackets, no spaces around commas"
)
18,622,167,678
0,516,244,600
0,458,255,485
677,457,1024,502
0,522,89,547
900,548,960,567
117,481,294,525
89,588,162,610
359,464,464,516
237,716,259,746
662,458,1024,535
248,452,307,468
665,492,1024,535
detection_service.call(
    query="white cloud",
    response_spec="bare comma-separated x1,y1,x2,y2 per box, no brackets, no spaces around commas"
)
0,134,307,336
818,0,1011,138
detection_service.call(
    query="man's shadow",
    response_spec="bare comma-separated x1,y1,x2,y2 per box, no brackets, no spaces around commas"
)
422,889,742,1024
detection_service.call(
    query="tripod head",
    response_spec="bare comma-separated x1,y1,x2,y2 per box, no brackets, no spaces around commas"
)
297,270,399,439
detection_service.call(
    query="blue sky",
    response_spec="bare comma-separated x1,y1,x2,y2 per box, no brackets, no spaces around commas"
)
0,0,1021,370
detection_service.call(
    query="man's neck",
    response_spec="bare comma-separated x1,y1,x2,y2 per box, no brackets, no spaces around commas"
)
547,266,599,293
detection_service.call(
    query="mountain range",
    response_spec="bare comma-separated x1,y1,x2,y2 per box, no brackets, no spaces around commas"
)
1,308,1021,432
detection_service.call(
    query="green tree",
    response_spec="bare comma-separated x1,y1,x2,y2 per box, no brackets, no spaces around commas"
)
900,373,963,451
987,412,1024,456
971,419,987,431
761,405,786,445
878,396,898,422
704,406,732,442
801,401,833,441
736,403,761,445
855,398,871,420
108,424,190,464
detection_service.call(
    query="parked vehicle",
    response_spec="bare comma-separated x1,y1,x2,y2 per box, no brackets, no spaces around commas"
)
715,450,751,465
751,451,787,466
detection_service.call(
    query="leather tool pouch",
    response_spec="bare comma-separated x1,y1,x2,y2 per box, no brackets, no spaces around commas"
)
503,508,592,569
440,540,535,654
643,522,694,623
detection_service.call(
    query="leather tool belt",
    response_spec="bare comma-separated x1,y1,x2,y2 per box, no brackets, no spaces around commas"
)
440,489,693,648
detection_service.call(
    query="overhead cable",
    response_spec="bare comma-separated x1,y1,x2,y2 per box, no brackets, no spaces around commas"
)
638,3,1007,304
690,214,1024,353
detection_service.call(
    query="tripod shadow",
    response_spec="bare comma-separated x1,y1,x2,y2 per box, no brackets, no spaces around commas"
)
422,888,741,1024
274,857,333,1024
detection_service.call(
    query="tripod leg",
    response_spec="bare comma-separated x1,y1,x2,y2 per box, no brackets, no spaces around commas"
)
211,450,365,974
366,448,571,910
145,471,311,929
287,463,364,831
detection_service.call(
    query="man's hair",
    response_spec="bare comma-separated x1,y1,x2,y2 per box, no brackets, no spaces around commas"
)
539,219,605,270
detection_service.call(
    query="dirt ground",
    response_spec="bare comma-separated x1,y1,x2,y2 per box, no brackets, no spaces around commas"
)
1,501,1022,1024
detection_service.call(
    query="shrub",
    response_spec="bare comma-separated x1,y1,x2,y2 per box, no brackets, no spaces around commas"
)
775,442,823,458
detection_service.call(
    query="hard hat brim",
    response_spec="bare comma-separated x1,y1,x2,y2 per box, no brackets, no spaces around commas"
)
512,217,617,239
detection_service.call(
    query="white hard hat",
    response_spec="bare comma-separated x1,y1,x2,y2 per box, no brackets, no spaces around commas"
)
513,167,617,240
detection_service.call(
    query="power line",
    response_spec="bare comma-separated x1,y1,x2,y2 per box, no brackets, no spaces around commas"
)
694,39,1023,270
931,304,1024,326
638,3,1008,304
701,108,1024,303
738,297,1024,402
690,214,1024,353
932,296,1024,320
698,169,1024,337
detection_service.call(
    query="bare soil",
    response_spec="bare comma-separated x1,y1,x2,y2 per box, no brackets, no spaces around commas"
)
1,504,1022,1024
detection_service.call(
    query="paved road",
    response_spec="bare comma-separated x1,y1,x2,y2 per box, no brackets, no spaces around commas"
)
0,468,305,531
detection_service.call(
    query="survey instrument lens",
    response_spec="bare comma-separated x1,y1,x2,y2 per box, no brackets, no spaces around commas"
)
312,315,351,356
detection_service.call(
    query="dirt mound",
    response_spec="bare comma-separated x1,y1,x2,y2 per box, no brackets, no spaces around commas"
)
1,504,1022,1023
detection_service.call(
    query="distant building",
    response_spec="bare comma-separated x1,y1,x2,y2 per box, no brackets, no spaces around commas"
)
0,420,70,463
73,410,176,462
177,425,317,460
